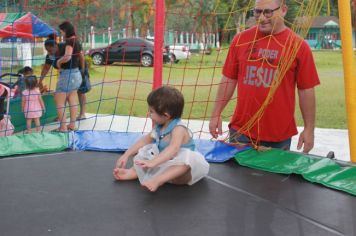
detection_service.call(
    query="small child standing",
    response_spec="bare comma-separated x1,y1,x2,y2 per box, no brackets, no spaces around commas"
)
113,86,209,192
22,76,45,133
13,66,34,98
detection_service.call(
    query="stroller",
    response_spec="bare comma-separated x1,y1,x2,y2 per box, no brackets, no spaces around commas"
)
0,73,18,136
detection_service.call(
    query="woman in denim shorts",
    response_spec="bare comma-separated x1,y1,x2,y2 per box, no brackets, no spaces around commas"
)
40,33,89,126
54,21,83,132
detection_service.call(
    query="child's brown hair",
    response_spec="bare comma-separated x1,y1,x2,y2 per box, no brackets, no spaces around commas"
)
24,76,38,90
147,86,184,119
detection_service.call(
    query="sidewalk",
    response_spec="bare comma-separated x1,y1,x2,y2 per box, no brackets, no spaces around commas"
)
292,127,349,162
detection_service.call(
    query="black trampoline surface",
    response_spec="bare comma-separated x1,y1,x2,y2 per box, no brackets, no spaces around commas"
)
0,151,355,236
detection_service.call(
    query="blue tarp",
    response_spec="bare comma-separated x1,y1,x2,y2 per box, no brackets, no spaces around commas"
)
72,131,250,163
195,139,250,162
71,131,143,152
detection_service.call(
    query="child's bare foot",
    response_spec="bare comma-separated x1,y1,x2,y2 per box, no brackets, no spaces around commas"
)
113,168,137,180
67,125,77,131
141,179,163,192
24,129,32,134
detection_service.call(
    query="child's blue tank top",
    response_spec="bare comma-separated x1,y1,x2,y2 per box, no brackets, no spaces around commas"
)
153,118,195,152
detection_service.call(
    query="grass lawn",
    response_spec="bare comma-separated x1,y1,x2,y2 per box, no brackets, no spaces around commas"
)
301,50,347,129
34,49,347,129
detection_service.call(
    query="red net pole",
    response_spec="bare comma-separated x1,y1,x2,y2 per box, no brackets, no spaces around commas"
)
153,0,165,89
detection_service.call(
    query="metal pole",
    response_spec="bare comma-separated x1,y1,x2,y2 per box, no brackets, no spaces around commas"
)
338,0,356,162
153,0,165,89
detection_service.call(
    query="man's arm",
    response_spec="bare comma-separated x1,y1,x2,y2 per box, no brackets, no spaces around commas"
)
40,64,51,82
297,88,316,153
79,50,85,71
209,75,237,138
39,63,51,91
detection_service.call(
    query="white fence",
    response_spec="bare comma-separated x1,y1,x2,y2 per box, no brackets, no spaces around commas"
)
84,26,220,50
0,42,46,69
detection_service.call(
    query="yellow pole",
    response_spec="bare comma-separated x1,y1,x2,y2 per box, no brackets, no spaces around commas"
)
338,0,356,162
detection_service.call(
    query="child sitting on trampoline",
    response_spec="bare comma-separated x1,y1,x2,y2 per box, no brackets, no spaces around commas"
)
22,76,45,133
113,86,209,192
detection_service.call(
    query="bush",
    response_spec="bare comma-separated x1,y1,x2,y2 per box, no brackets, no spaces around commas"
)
85,55,93,70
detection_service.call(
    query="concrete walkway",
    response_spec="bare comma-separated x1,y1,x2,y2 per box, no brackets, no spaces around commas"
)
291,127,349,162
44,113,351,162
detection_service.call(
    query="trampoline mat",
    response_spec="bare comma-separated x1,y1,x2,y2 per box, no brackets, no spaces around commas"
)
0,151,355,236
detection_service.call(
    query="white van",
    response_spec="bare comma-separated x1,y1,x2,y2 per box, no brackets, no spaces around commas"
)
146,36,191,63
167,45,191,63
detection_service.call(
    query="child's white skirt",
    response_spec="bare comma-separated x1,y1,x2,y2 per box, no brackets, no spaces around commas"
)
133,144,209,185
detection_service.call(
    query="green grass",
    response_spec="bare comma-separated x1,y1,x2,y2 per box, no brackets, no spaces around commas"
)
296,50,347,129
30,49,347,129
85,51,233,120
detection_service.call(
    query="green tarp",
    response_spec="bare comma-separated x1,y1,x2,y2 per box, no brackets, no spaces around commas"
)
235,149,356,196
9,93,57,132
0,132,69,157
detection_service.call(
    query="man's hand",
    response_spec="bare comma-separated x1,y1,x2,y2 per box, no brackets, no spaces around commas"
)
209,115,222,139
297,129,314,153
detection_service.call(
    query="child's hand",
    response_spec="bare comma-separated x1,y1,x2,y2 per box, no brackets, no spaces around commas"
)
116,155,129,168
39,82,43,90
134,159,156,168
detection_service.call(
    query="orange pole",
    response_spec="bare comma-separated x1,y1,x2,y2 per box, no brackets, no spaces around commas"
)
338,0,356,162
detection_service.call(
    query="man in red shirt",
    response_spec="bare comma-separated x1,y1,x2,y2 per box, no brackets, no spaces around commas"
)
209,0,320,153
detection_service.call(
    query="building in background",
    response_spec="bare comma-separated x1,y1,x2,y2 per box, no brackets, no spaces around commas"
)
246,15,353,49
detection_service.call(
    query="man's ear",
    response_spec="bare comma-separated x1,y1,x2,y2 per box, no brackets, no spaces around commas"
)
281,4,288,17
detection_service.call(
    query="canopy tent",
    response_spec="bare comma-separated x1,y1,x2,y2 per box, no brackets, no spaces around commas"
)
0,12,57,69
0,12,57,39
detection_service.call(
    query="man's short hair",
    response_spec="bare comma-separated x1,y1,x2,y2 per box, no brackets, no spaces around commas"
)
271,0,285,5
256,0,286,6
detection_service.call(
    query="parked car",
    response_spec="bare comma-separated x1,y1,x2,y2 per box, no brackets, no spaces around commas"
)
87,38,170,67
146,36,191,64
166,45,191,63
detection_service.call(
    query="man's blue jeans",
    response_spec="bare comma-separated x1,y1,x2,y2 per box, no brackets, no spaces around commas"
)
229,128,291,150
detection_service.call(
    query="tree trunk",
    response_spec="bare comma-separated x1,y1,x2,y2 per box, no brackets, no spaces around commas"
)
235,14,241,33
241,11,246,31
127,1,133,37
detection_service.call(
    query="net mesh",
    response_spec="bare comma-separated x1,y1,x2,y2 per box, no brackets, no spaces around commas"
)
0,0,325,144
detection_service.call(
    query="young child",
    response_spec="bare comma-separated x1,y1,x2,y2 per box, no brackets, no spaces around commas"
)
22,76,45,133
13,66,34,98
113,86,209,192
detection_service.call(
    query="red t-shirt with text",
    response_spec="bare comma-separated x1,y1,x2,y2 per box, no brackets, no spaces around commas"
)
223,26,320,142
